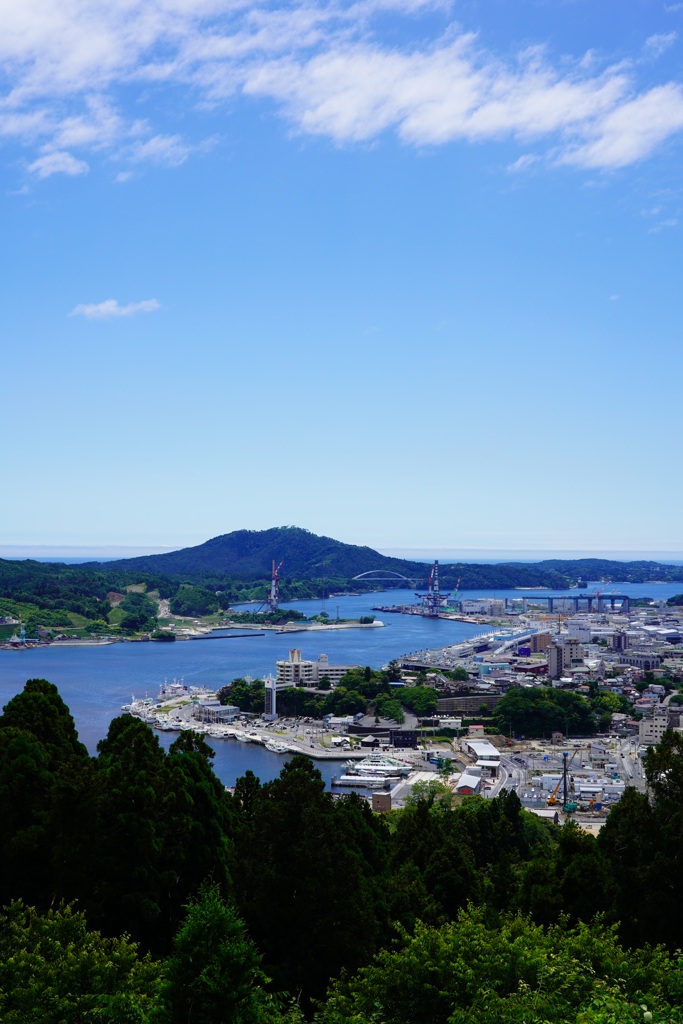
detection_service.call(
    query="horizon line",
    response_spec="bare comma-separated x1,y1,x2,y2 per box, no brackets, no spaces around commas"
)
3,542,683,564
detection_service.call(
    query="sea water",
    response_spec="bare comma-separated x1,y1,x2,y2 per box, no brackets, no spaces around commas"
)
1,583,680,786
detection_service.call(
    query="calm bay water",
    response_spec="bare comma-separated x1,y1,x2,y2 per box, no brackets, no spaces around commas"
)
1,582,680,786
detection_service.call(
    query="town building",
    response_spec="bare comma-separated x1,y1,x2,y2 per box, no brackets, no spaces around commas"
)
547,639,585,679
275,649,359,688
455,767,482,795
639,704,671,746
459,598,506,616
461,736,501,776
619,652,662,672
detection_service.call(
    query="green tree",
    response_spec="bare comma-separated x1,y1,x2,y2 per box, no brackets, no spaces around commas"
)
323,686,366,716
495,687,595,738
400,686,437,715
233,757,387,1004
0,680,93,910
318,907,683,1024
218,677,265,713
170,585,220,617
0,678,88,767
446,667,470,682
0,900,161,1024
157,883,272,1024
118,591,158,632
374,696,405,723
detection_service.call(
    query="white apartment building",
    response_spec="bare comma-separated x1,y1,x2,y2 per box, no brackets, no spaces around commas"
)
639,706,670,746
275,649,359,688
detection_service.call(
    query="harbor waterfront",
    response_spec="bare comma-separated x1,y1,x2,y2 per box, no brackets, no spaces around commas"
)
1,582,682,788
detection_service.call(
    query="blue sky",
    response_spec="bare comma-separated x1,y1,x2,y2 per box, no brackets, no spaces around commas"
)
2,0,683,556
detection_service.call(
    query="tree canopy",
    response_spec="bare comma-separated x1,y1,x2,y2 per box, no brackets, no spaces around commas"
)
3,678,683,1022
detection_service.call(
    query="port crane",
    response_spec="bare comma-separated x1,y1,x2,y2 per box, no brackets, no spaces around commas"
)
255,560,283,614
414,560,450,617
268,560,283,612
451,576,462,605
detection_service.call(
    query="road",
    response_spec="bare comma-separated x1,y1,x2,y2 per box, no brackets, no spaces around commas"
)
617,735,646,792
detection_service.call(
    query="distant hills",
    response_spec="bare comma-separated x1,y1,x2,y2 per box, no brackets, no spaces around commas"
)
3,528,683,630
93,526,683,589
95,527,426,581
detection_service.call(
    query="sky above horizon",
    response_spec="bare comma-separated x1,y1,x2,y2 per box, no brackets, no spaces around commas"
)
2,0,682,553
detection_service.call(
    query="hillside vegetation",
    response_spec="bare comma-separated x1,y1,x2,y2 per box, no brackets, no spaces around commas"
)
4,528,683,634
99,528,683,587
4,679,683,1022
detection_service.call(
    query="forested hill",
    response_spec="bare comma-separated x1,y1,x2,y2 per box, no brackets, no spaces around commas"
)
4,534,683,627
532,557,683,583
97,527,683,587
95,526,423,580
90,525,573,586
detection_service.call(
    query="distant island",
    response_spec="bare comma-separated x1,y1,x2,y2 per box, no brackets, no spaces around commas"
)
2,525,683,639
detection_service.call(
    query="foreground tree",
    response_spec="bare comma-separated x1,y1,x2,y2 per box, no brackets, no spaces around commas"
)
0,900,161,1024
0,679,94,910
317,907,683,1024
233,756,389,1003
156,884,279,1024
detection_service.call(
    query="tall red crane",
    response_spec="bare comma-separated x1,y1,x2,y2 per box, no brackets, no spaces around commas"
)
268,560,283,612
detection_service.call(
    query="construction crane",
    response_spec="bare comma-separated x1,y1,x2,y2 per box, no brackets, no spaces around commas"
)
414,560,450,617
546,750,578,812
546,776,563,806
255,560,283,614
267,560,283,612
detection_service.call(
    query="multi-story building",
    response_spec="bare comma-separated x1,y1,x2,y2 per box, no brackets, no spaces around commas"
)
639,704,670,746
275,649,359,688
547,639,584,679
619,651,661,672
565,618,594,643
530,633,553,653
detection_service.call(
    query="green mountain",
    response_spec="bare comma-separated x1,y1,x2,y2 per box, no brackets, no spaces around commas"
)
4,533,683,627
99,530,683,590
98,527,427,581
98,526,652,590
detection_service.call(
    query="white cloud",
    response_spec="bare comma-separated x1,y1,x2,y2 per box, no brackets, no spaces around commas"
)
648,217,678,233
507,154,539,172
559,84,683,168
27,149,89,177
70,298,161,318
644,32,677,59
1,0,683,176
127,133,191,166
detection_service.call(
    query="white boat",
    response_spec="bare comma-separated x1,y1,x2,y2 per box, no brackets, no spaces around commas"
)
344,753,414,777
156,679,188,701
265,740,290,754
333,774,400,788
